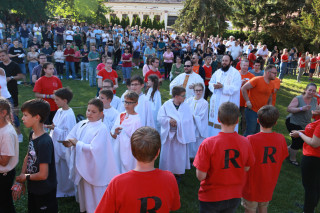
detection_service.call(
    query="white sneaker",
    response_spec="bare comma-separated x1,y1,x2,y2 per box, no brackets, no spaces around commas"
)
81,78,83,81
69,75,72,79
61,75,63,79
18,134,23,143
86,78,88,81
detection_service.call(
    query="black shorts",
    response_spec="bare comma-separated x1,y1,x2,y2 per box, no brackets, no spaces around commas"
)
28,188,58,213
310,68,315,74
133,51,140,59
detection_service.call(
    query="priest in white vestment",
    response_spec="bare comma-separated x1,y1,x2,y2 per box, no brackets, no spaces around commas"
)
208,55,241,137
169,60,205,99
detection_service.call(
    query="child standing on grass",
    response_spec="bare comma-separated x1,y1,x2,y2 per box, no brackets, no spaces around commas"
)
242,105,288,213
99,89,119,133
95,126,181,212
64,98,118,213
0,98,19,213
102,79,122,112
158,86,196,183
186,83,208,159
15,99,58,212
194,102,255,213
46,87,76,198
146,75,161,132
111,91,142,173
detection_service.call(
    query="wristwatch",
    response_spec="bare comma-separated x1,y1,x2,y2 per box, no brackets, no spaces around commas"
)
26,174,31,181
10,76,14,80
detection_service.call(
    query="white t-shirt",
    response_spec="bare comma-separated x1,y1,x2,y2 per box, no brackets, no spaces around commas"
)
257,48,269,59
0,123,19,173
133,41,140,52
65,30,74,41
0,22,3,34
226,40,235,52
33,27,41,36
231,45,242,60
0,75,11,99
102,33,109,42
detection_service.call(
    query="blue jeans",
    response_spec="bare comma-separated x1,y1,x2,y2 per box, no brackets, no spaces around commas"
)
65,61,76,79
122,66,132,80
200,198,241,213
279,62,287,80
28,62,38,82
35,35,42,45
81,62,89,79
244,108,260,136
18,63,26,75
21,37,29,49
89,67,96,87
157,51,164,61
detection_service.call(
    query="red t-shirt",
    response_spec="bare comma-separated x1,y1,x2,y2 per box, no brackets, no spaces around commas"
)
281,54,288,62
122,53,132,67
299,58,306,68
247,77,274,112
97,69,118,94
248,53,256,68
240,72,255,107
95,169,180,213
203,65,212,86
63,48,75,62
303,119,320,157
193,132,255,202
33,76,62,111
236,61,241,70
96,63,105,72
243,132,288,202
144,70,162,83
310,57,317,69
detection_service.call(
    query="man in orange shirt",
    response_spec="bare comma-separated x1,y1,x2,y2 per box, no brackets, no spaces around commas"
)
239,59,255,133
241,64,276,136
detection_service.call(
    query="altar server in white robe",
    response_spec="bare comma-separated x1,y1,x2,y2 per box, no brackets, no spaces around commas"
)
102,79,122,112
158,86,196,177
146,75,162,132
48,88,76,197
111,91,142,173
99,89,119,132
208,55,241,137
186,83,208,158
64,99,119,213
169,60,205,99
130,75,154,127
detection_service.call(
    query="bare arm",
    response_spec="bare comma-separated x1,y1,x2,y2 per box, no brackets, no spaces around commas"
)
241,82,253,103
0,155,11,166
196,169,207,181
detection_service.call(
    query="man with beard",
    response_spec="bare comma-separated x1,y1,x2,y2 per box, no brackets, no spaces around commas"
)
208,54,241,137
170,60,205,99
241,64,276,136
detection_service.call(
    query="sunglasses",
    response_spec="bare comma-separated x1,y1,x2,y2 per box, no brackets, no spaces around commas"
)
184,65,192,67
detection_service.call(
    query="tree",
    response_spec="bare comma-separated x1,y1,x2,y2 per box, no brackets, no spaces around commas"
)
136,16,141,26
131,17,136,26
174,0,231,48
297,0,320,50
152,16,159,29
160,20,165,29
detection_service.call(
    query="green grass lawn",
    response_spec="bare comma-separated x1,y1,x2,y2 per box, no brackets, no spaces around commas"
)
13,69,318,212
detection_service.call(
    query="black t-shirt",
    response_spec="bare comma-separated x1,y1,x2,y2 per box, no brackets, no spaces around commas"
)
8,47,25,64
217,44,226,55
26,132,57,195
41,47,54,62
0,61,21,106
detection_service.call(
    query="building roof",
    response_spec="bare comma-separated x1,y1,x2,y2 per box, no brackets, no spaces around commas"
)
108,0,184,3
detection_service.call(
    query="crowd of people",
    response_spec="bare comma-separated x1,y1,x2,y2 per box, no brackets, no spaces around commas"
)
0,18,320,213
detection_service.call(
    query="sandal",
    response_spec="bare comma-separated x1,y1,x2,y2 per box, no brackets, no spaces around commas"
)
288,159,299,166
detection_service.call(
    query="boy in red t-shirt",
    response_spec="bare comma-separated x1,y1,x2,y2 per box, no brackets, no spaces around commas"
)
97,58,118,94
144,57,163,83
194,102,255,213
203,56,212,100
309,54,317,81
242,105,288,213
95,126,180,213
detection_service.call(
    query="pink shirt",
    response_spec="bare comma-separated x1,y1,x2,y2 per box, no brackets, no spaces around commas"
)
163,51,174,63
142,64,152,76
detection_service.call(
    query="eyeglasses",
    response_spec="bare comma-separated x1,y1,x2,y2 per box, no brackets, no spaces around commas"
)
184,65,192,67
195,89,203,92
122,101,137,105
130,83,141,86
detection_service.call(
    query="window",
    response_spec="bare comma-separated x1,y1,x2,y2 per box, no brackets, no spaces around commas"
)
167,16,178,26
110,14,116,18
122,14,128,19
143,15,149,20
